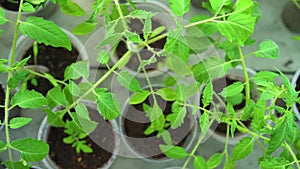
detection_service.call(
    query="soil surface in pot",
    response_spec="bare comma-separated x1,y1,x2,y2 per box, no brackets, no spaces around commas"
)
123,93,193,159
22,44,79,95
0,85,4,123
47,108,115,169
115,18,166,73
200,76,252,136
282,1,300,33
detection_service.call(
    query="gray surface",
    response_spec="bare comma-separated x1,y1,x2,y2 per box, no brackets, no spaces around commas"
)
0,0,300,169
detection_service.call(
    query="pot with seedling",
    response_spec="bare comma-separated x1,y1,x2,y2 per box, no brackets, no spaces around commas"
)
13,28,89,95
119,84,197,162
38,100,120,169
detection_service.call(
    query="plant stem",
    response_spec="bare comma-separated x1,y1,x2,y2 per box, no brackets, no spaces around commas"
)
62,51,132,115
237,46,250,104
293,0,300,10
4,0,25,162
113,0,128,31
224,123,230,154
182,119,215,169
285,141,300,169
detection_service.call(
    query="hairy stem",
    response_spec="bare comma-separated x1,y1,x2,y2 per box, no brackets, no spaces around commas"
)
285,142,300,169
238,46,251,104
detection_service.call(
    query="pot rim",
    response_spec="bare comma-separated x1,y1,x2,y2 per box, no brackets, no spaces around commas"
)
119,84,198,163
37,100,120,169
291,68,300,121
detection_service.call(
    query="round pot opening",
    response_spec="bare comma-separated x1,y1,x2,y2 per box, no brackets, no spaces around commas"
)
120,86,196,162
39,102,120,169
281,1,300,33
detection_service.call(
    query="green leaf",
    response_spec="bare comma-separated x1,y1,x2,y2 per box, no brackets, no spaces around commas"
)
255,40,279,59
97,50,110,64
44,73,59,87
161,130,172,145
156,88,177,101
46,86,67,108
189,15,218,36
224,156,236,169
167,102,187,129
260,157,289,169
67,81,80,97
202,82,213,108
217,14,256,45
78,143,93,153
129,90,151,104
143,15,152,40
20,16,71,50
194,156,208,169
125,31,142,43
253,71,278,86
72,22,96,35
200,112,210,137
9,117,32,129
75,103,90,120
164,76,177,86
164,29,190,63
97,33,123,48
8,70,29,88
266,116,291,154
117,71,142,92
22,2,35,12
69,112,97,134
46,109,65,127
210,0,231,13
0,7,7,25
232,137,254,160
192,57,231,83
148,102,165,131
130,9,155,19
64,60,89,80
0,141,7,154
11,90,47,109
207,153,223,169
57,0,87,16
96,91,120,120
11,138,49,162
2,161,30,169
220,82,244,98
233,0,254,14
168,0,190,16
159,145,188,159
241,99,255,120
279,70,298,107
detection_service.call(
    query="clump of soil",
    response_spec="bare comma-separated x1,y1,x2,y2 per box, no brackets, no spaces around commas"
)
22,43,80,95
47,108,116,169
123,93,193,159
115,18,166,72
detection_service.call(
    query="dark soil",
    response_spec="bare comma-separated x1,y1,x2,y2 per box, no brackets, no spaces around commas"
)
282,1,300,33
22,43,79,95
296,76,300,115
0,0,20,11
123,93,193,159
200,76,251,136
47,107,115,169
0,86,4,124
115,18,166,72
274,98,286,117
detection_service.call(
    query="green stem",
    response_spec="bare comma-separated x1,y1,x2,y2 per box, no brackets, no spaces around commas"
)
113,0,128,31
61,51,132,115
26,69,67,86
285,142,300,169
4,0,25,162
293,0,300,10
223,123,230,154
237,46,250,104
182,119,215,169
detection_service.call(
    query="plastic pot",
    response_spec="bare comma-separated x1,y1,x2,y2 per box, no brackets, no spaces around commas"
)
119,84,198,163
291,68,300,121
38,101,120,169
